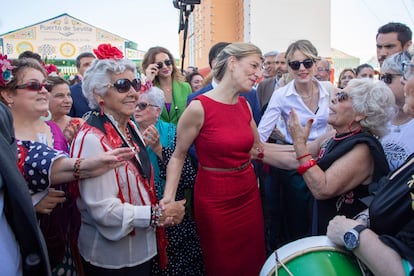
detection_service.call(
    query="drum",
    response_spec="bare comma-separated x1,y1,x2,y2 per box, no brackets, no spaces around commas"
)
260,236,364,276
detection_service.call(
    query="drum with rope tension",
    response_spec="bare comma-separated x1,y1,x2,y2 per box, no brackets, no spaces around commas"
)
260,236,365,276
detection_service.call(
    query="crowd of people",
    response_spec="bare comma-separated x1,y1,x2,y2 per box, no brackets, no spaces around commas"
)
0,20,413,276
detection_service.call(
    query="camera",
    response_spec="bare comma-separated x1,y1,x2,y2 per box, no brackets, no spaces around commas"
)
173,0,200,9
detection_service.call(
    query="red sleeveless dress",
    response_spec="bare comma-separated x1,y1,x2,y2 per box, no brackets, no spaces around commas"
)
194,95,265,275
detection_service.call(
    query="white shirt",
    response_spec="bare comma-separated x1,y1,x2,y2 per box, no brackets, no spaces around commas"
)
72,126,157,269
0,189,22,276
258,79,330,143
381,119,414,172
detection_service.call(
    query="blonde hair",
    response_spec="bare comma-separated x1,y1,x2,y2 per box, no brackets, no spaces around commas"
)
213,42,263,81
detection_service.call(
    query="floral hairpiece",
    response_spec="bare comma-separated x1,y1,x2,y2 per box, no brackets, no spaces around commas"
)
93,43,124,60
43,63,59,76
0,54,15,87
140,79,152,93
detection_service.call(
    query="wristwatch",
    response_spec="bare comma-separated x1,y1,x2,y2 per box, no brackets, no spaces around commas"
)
343,224,367,250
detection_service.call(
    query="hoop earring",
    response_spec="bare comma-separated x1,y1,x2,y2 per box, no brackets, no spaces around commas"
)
99,101,105,116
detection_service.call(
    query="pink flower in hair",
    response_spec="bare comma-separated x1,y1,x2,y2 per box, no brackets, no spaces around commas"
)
0,54,15,87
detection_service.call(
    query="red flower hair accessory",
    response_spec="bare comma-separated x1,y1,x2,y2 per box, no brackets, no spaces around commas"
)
43,63,59,76
140,79,153,93
93,44,124,60
0,54,15,87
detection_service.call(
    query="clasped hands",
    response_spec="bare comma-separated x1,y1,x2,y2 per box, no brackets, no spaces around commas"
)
158,198,186,227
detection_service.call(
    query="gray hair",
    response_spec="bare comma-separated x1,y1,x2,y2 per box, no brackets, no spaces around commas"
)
213,42,263,81
318,58,331,71
263,51,279,58
139,86,165,107
347,78,396,137
82,58,137,109
381,51,411,73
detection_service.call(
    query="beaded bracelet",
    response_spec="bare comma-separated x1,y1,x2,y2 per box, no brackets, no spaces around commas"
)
296,153,311,161
73,158,84,180
256,146,264,161
150,204,163,227
297,158,317,175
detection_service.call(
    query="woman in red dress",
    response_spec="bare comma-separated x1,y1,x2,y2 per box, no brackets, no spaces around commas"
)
162,42,266,275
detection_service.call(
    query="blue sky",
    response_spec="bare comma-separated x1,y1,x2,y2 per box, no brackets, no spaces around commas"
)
1,0,413,62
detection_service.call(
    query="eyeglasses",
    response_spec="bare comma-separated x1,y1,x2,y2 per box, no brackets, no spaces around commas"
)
15,81,51,92
107,78,141,93
331,90,349,104
156,59,173,69
401,61,414,80
136,102,159,111
317,67,329,72
288,59,314,70
379,73,402,84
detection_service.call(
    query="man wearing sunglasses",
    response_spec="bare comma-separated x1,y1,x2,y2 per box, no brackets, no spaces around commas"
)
380,51,414,172
376,22,412,67
69,52,96,118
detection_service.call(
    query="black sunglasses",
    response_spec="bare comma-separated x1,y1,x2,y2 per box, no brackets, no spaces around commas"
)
380,73,401,84
156,59,173,69
107,78,141,93
15,81,51,92
136,102,159,111
331,90,348,104
288,59,314,70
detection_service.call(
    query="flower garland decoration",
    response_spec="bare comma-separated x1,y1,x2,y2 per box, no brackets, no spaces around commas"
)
0,54,15,87
93,43,124,60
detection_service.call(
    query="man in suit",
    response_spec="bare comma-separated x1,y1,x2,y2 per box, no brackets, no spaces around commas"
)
257,51,288,114
0,102,51,275
69,52,95,118
188,42,262,125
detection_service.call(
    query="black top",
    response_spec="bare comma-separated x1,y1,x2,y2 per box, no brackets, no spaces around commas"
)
314,132,389,235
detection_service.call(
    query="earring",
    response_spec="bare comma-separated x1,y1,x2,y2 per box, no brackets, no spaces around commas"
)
99,101,105,116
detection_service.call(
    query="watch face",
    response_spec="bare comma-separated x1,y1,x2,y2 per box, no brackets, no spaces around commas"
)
344,230,358,250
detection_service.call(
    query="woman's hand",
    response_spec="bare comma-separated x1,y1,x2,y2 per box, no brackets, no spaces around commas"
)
160,199,186,226
143,125,162,158
83,147,135,178
287,108,313,146
34,188,66,214
145,63,159,82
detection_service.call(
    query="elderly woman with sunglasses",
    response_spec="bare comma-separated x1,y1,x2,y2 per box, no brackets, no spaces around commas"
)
379,51,414,172
0,56,135,275
257,39,331,244
70,44,185,276
255,78,395,235
133,86,204,275
142,46,192,125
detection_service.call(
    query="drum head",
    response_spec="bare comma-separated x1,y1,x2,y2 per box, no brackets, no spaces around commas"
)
260,236,364,276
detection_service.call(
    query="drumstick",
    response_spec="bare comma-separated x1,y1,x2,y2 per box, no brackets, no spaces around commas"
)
274,250,294,276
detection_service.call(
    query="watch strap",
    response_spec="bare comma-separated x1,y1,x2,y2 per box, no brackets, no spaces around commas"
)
353,224,367,234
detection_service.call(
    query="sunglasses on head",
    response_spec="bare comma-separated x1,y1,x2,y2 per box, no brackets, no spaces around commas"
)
288,59,314,70
331,90,349,104
156,59,173,69
107,78,141,93
380,73,401,84
136,102,159,111
15,81,51,92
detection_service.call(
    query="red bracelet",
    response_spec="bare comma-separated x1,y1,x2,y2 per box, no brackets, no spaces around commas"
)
256,146,264,161
297,158,317,175
296,153,311,161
